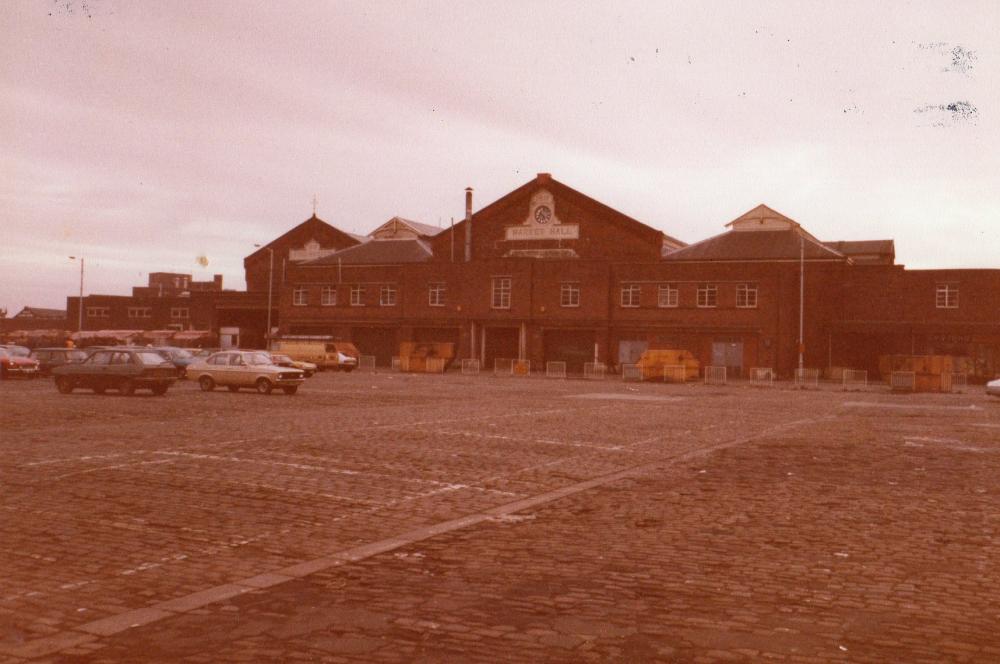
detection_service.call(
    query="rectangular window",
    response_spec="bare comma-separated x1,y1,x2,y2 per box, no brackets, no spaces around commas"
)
170,307,190,319
697,284,718,308
350,284,365,306
292,287,308,306
321,286,337,306
86,306,109,318
428,282,446,307
736,283,758,308
935,283,958,308
620,284,640,308
380,284,397,307
491,277,511,309
657,284,678,308
560,283,580,307
127,307,152,319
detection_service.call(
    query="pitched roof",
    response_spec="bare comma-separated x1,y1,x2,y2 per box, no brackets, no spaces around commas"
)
13,306,66,319
304,239,433,266
663,229,845,261
245,214,360,263
368,216,442,239
823,240,895,264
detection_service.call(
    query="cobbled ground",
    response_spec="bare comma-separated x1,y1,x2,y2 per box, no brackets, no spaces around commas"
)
1,371,999,662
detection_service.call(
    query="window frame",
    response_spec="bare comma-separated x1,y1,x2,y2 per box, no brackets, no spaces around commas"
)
127,306,152,319
170,307,190,319
735,283,758,309
657,284,678,308
292,287,309,306
696,283,718,308
620,284,640,308
380,284,397,307
935,283,959,309
559,282,581,308
491,277,511,310
86,306,110,318
428,282,446,307
350,284,365,307
321,286,337,307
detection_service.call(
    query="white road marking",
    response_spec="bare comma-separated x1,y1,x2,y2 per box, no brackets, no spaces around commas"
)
843,401,981,411
430,428,623,451
566,393,685,402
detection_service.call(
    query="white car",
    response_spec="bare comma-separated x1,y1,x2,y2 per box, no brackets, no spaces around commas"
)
188,350,305,395
987,377,1000,398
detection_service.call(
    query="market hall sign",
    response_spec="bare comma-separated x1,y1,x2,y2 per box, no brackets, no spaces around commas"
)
504,189,579,241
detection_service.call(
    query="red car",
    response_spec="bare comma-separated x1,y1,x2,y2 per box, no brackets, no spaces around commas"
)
0,346,40,379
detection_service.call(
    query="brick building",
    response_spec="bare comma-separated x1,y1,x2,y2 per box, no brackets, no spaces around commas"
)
275,173,1000,380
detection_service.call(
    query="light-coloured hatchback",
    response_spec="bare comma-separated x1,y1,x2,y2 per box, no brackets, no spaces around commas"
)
188,351,305,395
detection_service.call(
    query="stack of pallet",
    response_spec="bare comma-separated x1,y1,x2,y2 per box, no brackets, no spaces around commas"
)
636,349,700,382
398,342,456,373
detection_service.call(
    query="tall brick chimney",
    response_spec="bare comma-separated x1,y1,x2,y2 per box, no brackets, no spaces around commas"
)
464,187,473,262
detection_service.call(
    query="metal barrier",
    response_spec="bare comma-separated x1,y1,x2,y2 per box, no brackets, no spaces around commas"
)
583,362,607,380
663,365,686,383
425,357,446,373
704,365,727,385
391,356,401,370
749,367,774,387
951,372,968,393
461,358,480,375
621,363,642,382
794,368,820,388
359,355,376,372
545,361,567,379
842,369,868,390
890,371,915,392
494,358,514,377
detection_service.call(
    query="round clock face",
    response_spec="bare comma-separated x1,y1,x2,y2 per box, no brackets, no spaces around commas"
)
534,205,552,224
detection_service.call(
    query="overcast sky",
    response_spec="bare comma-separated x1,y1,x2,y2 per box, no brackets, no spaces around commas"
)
2,1,998,313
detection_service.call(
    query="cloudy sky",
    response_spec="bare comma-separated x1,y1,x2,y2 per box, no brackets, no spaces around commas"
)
2,1,998,313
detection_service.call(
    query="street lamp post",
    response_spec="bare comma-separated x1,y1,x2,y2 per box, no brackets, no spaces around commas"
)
254,245,274,350
69,256,84,332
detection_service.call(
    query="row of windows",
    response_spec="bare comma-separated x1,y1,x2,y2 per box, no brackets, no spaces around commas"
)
620,283,757,309
85,307,189,319
289,282,968,311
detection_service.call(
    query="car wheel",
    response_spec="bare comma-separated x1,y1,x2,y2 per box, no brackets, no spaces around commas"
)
255,377,273,395
118,378,135,396
151,384,168,396
344,367,354,373
282,385,298,395
55,376,74,394
227,385,239,392
199,376,215,392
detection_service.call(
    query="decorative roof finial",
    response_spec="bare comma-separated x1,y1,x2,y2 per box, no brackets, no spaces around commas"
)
312,195,318,217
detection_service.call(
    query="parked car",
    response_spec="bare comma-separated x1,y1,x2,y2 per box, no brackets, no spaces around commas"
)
52,348,178,395
268,353,317,377
188,350,305,394
29,347,89,375
987,377,1000,398
269,340,358,372
148,347,199,378
0,347,40,379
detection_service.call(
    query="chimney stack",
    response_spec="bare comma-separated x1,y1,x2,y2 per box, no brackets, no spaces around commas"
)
464,187,473,262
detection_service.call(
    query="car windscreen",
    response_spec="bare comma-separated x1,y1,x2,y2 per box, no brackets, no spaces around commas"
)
6,346,30,357
247,352,273,365
68,350,88,360
168,349,193,359
137,352,170,365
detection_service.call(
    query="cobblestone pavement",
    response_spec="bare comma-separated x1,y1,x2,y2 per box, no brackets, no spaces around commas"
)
1,372,998,662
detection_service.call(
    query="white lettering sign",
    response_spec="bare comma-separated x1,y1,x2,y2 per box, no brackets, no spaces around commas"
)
505,225,580,240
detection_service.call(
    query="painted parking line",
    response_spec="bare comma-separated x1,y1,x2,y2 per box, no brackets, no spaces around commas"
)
842,401,981,411
566,392,685,402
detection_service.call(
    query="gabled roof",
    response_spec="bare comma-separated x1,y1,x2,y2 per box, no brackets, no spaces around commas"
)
304,239,433,266
13,306,66,319
665,204,845,262
368,217,442,238
245,214,360,263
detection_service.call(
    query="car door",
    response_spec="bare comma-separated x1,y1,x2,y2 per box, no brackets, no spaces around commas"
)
85,351,113,388
229,353,252,386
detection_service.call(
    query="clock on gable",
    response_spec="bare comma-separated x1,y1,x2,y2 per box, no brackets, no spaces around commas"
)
533,205,552,224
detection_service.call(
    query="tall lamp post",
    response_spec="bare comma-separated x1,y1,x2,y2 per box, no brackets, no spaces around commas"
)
69,256,84,332
254,245,274,350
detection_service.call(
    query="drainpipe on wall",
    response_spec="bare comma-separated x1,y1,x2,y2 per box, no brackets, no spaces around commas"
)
464,187,473,262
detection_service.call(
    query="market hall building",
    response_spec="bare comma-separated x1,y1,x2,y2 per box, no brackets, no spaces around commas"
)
259,173,999,380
